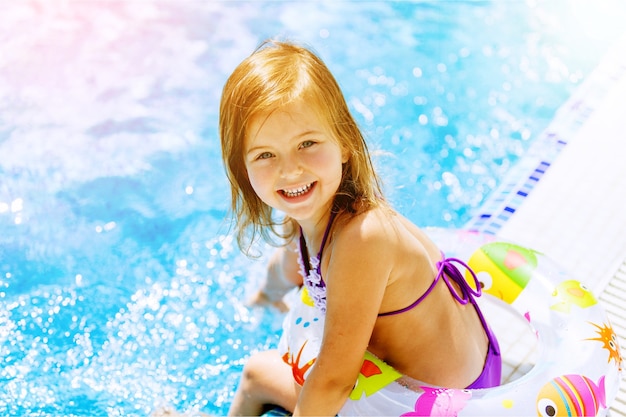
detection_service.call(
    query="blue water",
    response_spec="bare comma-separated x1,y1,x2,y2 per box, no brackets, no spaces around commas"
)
1,1,625,415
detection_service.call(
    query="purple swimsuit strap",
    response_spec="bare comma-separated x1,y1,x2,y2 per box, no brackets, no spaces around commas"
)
379,252,500,355
378,252,481,316
436,253,483,305
299,211,337,279
439,254,500,355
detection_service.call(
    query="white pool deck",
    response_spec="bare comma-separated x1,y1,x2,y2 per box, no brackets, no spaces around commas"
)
466,32,626,415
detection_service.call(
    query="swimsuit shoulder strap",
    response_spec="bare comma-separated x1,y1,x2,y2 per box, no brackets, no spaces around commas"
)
299,211,338,276
317,211,337,262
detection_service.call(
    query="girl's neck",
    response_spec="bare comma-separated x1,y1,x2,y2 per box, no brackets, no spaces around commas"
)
299,210,336,254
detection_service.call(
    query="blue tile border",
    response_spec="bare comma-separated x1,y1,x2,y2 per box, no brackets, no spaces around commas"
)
465,38,626,235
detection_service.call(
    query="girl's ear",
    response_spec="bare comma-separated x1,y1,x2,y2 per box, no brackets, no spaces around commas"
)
341,146,350,164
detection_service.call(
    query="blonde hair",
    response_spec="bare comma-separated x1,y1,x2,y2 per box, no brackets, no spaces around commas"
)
219,40,385,251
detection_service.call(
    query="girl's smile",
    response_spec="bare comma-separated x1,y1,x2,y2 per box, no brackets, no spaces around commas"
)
244,100,348,228
280,181,316,199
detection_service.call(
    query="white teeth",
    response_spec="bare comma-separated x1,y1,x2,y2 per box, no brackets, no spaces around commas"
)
282,183,313,197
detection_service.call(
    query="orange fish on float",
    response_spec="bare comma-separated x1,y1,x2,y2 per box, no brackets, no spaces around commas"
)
536,374,606,417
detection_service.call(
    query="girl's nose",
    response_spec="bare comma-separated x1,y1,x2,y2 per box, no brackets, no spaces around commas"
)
279,156,302,179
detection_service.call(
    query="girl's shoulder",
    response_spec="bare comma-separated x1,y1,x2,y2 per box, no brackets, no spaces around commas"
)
334,207,405,249
334,207,439,264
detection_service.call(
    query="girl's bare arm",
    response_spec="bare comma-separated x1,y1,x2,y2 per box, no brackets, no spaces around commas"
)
294,213,393,415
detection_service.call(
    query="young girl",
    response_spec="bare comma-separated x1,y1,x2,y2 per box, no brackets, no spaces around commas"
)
220,40,501,416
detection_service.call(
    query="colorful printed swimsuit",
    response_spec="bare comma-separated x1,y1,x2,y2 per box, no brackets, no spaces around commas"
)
278,212,502,415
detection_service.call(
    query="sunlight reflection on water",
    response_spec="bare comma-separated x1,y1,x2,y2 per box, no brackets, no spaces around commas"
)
1,1,625,415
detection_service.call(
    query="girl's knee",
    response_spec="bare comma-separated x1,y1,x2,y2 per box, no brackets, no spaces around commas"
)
240,350,281,387
234,349,298,413
240,354,264,385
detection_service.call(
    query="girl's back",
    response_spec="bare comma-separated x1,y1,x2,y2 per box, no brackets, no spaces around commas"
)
320,207,489,389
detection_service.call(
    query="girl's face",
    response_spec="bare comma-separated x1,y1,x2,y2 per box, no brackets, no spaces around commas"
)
245,99,348,228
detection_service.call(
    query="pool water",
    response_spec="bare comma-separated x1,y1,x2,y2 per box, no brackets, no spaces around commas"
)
1,1,625,415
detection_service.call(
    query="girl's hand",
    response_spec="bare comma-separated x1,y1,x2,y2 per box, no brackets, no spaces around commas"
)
247,289,290,312
250,241,303,311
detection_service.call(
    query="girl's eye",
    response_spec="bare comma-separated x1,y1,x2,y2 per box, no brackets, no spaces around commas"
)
257,152,274,160
300,140,316,149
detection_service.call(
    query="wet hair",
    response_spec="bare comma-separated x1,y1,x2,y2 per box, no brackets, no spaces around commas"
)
219,39,385,252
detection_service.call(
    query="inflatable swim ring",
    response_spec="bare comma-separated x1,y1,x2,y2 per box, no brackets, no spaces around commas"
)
272,229,622,416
